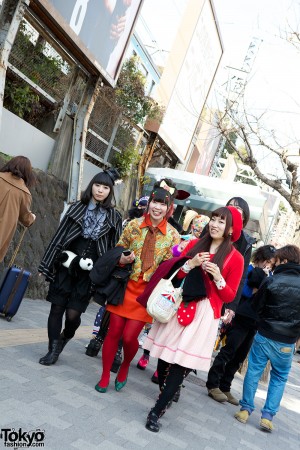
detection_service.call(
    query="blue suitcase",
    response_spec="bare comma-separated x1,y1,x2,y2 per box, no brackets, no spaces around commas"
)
0,265,31,321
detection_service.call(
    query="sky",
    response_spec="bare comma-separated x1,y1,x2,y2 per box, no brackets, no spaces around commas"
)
213,0,300,146
136,0,188,66
138,0,300,161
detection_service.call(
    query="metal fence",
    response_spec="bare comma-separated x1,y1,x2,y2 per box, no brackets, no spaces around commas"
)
8,19,76,104
86,91,146,166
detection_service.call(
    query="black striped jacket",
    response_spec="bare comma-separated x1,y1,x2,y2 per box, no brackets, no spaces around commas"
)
38,201,122,282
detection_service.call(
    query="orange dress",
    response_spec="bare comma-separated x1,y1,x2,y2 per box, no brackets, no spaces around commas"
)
106,215,180,323
106,275,152,322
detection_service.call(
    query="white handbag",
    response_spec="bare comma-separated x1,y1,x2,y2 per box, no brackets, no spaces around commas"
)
146,268,184,323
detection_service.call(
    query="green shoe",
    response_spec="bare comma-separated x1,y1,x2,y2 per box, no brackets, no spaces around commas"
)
95,383,108,393
115,377,127,392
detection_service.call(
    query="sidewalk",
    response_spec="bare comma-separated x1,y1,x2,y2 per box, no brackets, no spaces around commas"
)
0,298,299,450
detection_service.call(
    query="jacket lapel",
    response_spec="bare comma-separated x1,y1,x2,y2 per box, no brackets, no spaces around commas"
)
68,202,86,225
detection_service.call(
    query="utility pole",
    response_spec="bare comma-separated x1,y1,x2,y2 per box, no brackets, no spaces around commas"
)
210,37,262,176
68,75,101,203
0,0,29,131
228,37,262,113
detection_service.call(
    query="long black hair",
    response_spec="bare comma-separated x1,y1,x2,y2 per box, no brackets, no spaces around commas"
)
81,172,115,208
187,207,234,272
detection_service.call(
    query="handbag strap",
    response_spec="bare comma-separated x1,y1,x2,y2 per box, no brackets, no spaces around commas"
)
168,267,186,288
168,267,181,281
8,227,27,268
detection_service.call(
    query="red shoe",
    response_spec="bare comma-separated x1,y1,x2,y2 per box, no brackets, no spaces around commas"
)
151,370,159,384
137,354,149,370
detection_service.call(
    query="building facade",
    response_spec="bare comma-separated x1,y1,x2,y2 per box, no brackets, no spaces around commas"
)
145,0,223,169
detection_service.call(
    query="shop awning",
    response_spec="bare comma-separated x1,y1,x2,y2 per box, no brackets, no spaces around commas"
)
145,167,266,221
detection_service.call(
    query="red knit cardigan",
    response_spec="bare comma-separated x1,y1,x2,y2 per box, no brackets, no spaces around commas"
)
137,239,244,319
179,239,244,318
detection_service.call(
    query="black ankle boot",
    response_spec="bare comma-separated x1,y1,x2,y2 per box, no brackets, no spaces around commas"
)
59,332,71,351
111,346,123,373
145,410,160,432
39,340,63,366
85,335,103,357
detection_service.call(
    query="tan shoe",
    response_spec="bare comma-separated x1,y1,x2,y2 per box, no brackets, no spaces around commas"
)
208,388,228,402
260,418,273,432
223,391,239,406
234,410,249,424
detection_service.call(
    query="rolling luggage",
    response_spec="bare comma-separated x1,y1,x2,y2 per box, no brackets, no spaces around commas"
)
0,228,31,321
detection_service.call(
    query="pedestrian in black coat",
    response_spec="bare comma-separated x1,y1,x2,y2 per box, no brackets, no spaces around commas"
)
235,244,300,431
38,169,122,366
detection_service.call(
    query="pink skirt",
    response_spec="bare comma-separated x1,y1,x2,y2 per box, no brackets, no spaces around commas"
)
143,299,219,371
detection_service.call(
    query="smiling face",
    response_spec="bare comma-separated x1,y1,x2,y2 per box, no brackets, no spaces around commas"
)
209,215,233,241
148,199,168,224
92,183,111,203
209,215,226,240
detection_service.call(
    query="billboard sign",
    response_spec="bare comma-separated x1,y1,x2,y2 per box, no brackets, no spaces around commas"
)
156,0,223,161
194,110,221,175
34,0,143,86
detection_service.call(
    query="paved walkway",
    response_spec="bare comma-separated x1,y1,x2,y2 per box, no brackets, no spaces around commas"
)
0,298,299,449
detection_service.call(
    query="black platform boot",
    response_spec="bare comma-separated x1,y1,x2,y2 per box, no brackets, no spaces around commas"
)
145,410,160,432
85,335,104,357
39,339,63,366
111,341,123,373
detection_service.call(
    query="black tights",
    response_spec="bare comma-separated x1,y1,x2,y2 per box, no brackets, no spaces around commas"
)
47,304,81,341
152,359,190,417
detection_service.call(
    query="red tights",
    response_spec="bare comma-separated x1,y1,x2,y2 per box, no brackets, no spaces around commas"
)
98,313,145,387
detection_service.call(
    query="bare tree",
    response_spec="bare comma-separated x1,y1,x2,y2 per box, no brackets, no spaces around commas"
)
215,100,300,214
207,3,300,216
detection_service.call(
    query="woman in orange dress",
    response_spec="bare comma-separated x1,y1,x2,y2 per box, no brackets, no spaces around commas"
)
95,181,180,393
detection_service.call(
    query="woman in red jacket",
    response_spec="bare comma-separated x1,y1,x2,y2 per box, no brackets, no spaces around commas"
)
143,206,244,432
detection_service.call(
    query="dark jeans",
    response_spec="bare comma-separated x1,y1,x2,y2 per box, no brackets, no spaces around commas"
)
206,316,256,392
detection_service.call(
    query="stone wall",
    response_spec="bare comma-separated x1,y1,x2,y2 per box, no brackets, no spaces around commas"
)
1,155,67,299
1,154,137,299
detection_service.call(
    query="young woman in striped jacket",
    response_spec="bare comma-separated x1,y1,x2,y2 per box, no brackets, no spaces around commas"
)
38,169,122,366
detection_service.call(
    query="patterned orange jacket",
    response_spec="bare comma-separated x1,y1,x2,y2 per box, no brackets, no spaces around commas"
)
118,216,180,282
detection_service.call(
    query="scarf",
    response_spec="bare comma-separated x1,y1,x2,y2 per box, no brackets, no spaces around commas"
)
172,266,207,303
82,202,107,241
140,214,167,272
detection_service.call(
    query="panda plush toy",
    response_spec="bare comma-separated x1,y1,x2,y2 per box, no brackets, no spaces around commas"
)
57,250,93,277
